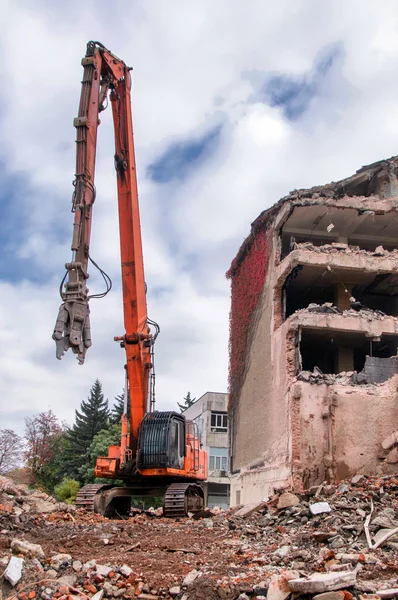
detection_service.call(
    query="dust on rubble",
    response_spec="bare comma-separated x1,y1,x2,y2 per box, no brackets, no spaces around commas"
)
1,474,398,600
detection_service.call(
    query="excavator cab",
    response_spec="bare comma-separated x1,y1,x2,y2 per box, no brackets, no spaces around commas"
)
137,411,185,470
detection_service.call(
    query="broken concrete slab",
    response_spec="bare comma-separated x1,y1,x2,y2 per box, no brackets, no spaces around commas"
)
72,560,82,572
11,538,45,559
96,564,114,577
328,535,345,549
288,571,357,594
234,501,267,517
273,545,291,558
103,582,119,596
50,553,72,569
375,589,398,599
356,582,381,594
313,531,336,542
4,556,24,586
381,431,398,450
182,569,201,586
335,553,361,564
267,571,299,600
57,574,78,587
372,507,398,529
119,564,133,577
83,559,97,571
385,447,398,463
351,474,364,485
310,502,332,515
31,499,60,513
313,593,345,600
45,569,58,579
277,492,300,510
338,483,349,493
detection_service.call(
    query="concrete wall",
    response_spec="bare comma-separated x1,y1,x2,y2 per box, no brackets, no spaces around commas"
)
285,377,398,489
230,256,296,504
333,377,398,478
293,382,329,489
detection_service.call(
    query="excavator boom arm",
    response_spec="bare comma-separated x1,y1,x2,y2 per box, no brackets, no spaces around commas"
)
53,41,151,456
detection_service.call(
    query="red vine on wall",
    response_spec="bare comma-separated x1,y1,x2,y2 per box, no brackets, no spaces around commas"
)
226,229,273,406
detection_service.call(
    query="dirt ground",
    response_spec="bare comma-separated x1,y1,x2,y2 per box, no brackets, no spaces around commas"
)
1,475,398,599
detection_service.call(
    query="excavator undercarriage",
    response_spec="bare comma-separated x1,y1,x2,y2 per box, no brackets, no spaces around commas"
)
76,481,205,518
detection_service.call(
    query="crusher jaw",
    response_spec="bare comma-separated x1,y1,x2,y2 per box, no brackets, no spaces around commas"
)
52,262,92,365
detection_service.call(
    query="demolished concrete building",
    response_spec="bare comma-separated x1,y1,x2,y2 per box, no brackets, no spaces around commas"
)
227,156,398,505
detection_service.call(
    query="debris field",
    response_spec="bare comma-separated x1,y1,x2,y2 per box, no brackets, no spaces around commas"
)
1,475,398,600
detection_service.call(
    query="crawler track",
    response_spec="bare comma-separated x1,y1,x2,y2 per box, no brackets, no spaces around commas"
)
75,484,108,510
163,483,204,518
76,482,204,517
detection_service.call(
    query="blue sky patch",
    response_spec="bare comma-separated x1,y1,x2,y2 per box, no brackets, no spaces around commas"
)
0,163,70,284
147,124,222,183
259,42,343,121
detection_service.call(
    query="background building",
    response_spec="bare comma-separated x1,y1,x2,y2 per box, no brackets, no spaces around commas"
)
183,392,230,508
227,156,398,506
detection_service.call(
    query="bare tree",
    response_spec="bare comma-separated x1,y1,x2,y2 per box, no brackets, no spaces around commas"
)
0,429,23,474
25,410,62,473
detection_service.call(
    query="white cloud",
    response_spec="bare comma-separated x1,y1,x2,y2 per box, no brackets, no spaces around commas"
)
1,0,398,440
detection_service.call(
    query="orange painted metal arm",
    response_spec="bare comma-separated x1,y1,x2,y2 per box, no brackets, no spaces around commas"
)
109,68,151,457
53,43,104,364
54,41,151,463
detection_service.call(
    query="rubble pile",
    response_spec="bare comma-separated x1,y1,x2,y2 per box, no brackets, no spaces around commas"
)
0,476,75,522
296,303,393,323
294,241,398,259
1,475,398,600
297,362,398,387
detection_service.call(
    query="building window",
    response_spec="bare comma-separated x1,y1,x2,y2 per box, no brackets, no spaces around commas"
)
211,412,227,431
209,447,228,472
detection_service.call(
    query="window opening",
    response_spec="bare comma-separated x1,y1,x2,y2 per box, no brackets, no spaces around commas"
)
299,329,398,378
280,206,398,260
209,447,228,472
283,265,398,320
211,412,228,431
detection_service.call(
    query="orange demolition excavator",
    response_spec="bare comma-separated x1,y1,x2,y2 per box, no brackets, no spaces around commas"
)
53,41,207,517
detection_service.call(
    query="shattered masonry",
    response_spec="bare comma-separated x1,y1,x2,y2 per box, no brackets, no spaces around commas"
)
227,155,398,505
3,473,398,598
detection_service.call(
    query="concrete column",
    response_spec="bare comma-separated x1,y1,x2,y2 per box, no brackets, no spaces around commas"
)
335,284,352,311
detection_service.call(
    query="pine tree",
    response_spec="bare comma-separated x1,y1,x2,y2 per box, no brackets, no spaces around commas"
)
110,390,129,424
177,391,196,412
67,380,109,481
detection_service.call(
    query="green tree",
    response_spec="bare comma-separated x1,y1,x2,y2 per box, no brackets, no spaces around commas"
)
177,391,196,412
81,423,122,484
110,390,129,424
54,478,80,503
67,379,110,481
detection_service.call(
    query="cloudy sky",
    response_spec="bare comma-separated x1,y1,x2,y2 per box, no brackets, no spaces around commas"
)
1,0,398,435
